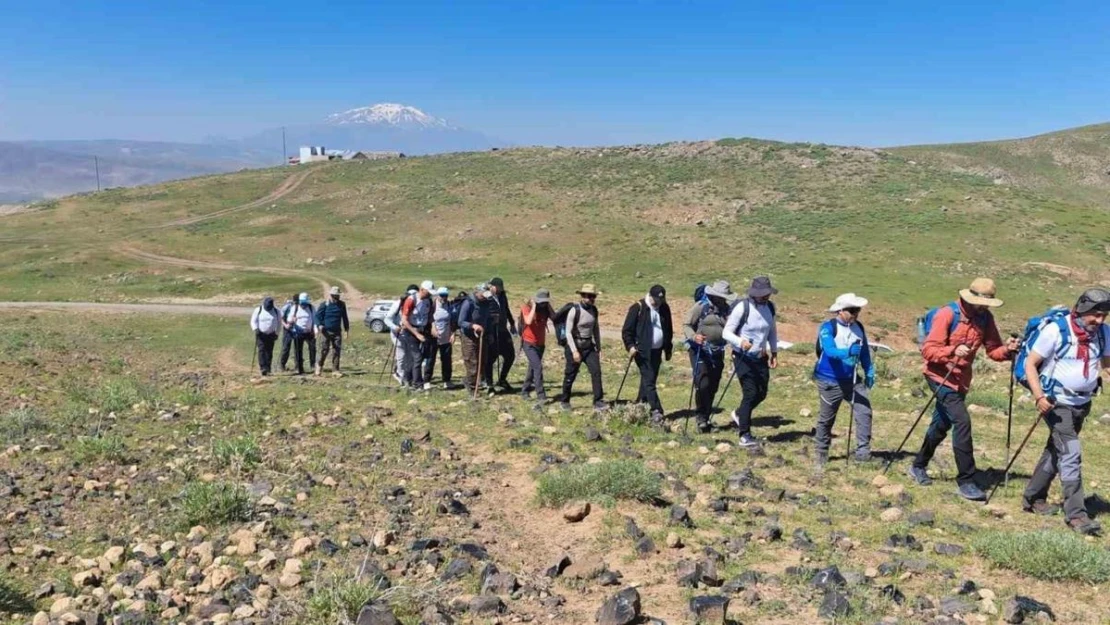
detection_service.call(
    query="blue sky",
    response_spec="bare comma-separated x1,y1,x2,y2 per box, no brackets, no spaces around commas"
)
1,0,1107,146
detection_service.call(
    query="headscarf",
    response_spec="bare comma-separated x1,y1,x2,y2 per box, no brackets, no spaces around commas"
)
262,297,276,313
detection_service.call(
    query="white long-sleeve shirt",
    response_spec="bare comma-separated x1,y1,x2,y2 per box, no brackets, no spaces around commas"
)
250,307,280,334
385,299,402,333
722,299,778,357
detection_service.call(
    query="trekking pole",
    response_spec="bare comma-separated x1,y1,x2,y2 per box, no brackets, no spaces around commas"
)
615,353,635,403
250,334,257,375
1004,333,1018,486
715,369,736,412
473,332,485,401
684,346,703,438
985,409,1045,505
882,363,959,474
846,366,857,463
378,338,397,384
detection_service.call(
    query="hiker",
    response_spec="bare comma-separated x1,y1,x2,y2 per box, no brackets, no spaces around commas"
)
425,287,456,389
520,289,555,409
400,280,435,390
278,293,298,371
385,285,418,384
908,278,1019,500
314,286,349,375
459,283,494,394
249,297,281,376
283,292,317,375
622,285,673,426
813,293,876,466
683,280,739,433
557,284,607,412
722,276,780,448
1020,288,1110,535
487,277,518,393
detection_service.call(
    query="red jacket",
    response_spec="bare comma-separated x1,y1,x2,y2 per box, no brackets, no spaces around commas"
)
921,300,1011,393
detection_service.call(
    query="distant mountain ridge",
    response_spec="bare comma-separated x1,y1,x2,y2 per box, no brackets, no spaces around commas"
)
0,103,505,202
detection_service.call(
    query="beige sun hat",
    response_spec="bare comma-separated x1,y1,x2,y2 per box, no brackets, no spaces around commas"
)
959,277,1004,308
828,293,868,312
705,280,739,304
577,283,598,296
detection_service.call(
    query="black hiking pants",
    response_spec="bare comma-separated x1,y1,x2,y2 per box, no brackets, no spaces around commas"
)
255,331,277,375
559,342,603,405
732,353,770,436
280,330,294,370
318,330,342,371
424,342,453,385
913,378,977,485
635,348,664,414
485,328,515,386
293,333,316,374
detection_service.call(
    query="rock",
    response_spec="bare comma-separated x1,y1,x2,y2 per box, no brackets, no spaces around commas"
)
727,469,765,491
420,604,454,625
666,533,683,548
625,517,645,540
545,554,572,578
698,463,717,476
669,505,694,528
30,544,54,559
33,612,49,625
811,566,846,590
50,597,76,616
740,589,761,606
689,595,729,624
715,442,732,453
598,570,622,586
102,545,125,566
677,559,700,588
319,538,340,556
279,572,302,588
819,590,851,619
596,587,641,625
880,585,906,605
757,524,782,542
468,595,504,616
132,542,158,559
708,498,728,513
355,601,401,625
792,528,816,551
908,509,936,526
291,537,314,556
371,529,395,549
562,501,591,522
73,569,101,588
871,475,889,488
455,543,490,561
565,556,607,580
236,533,257,557
480,572,518,596
879,484,905,498
441,559,472,581
722,570,761,594
940,596,977,616
634,537,656,556
1003,596,1055,623
981,598,999,615
135,572,162,591
698,559,723,587
934,543,965,556
585,427,603,442
880,507,903,522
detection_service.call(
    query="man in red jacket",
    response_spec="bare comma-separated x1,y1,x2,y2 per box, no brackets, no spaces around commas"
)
908,278,1019,501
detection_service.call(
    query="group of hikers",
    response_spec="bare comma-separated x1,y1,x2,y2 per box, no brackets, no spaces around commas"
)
249,277,1110,535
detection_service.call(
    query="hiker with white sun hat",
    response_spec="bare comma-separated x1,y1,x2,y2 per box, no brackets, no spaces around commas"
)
813,293,876,467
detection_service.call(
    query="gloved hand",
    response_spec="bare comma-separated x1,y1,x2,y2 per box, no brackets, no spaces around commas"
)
845,356,858,369
866,372,876,389
848,343,862,358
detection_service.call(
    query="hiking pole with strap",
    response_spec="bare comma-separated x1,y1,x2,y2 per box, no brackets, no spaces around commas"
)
615,353,635,403
250,333,258,375
882,362,959,474
1004,333,1019,486
985,408,1046,505
473,331,485,401
684,345,704,438
715,369,736,412
378,337,397,384
845,339,862,463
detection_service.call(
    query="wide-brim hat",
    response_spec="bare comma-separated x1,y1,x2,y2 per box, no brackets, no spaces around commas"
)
828,293,868,312
534,289,551,303
748,276,778,298
329,286,340,296
959,277,1003,308
577,283,598,296
705,280,739,303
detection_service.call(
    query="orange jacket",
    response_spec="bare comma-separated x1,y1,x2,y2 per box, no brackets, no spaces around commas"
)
921,300,1012,393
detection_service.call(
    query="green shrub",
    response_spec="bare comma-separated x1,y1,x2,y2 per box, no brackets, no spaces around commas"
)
536,460,662,507
177,482,252,529
307,578,383,623
973,530,1110,582
212,436,261,471
0,407,47,445
0,575,32,613
72,435,128,464
95,378,144,413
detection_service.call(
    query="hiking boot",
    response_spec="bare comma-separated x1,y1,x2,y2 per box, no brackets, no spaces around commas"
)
496,380,515,393
422,382,432,391
1022,500,1062,516
695,416,712,434
1069,516,1102,536
594,401,610,413
559,402,573,413
520,389,532,400
650,410,669,432
956,482,987,502
907,465,933,486
815,451,829,468
853,451,874,464
738,433,760,449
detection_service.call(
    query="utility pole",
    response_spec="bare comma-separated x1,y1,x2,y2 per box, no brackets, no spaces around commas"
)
282,127,287,165
94,156,101,191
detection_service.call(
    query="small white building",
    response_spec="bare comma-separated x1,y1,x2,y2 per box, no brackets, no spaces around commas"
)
298,146,330,164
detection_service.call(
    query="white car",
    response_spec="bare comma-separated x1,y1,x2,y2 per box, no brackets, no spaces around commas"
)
363,299,396,333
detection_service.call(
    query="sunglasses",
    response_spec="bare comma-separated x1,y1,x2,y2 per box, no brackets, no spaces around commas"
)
843,307,862,315
583,294,597,300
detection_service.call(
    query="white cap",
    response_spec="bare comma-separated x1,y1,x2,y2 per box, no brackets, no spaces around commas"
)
420,280,435,292
828,293,869,312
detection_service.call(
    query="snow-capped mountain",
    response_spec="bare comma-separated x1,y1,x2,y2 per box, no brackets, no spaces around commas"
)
324,104,453,130
240,103,503,156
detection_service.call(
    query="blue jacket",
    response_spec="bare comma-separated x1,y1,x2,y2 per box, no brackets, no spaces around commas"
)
314,300,350,333
459,296,491,340
814,319,874,383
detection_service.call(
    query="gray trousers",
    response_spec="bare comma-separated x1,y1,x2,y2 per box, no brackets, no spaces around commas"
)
522,342,546,399
391,332,407,380
1023,402,1090,522
815,378,872,457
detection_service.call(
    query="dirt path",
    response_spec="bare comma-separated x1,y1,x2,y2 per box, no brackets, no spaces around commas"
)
147,167,318,229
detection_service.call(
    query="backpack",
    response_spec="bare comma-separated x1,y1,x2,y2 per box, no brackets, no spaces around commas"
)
728,298,776,336
391,295,410,328
814,318,867,359
915,302,963,350
1013,307,1073,390
551,303,578,347
447,298,464,331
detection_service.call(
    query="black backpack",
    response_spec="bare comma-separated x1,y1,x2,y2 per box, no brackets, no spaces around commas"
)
728,298,776,336
551,303,579,347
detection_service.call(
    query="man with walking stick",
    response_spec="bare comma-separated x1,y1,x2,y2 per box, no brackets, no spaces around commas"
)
684,281,737,433
812,293,876,468
906,278,1019,501
1016,288,1110,535
622,285,673,429
459,283,494,396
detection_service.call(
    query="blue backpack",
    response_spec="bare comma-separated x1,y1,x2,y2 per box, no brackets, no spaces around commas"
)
916,302,961,350
1013,307,1072,390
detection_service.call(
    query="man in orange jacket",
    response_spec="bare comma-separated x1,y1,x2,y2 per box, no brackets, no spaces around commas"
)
908,278,1019,500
